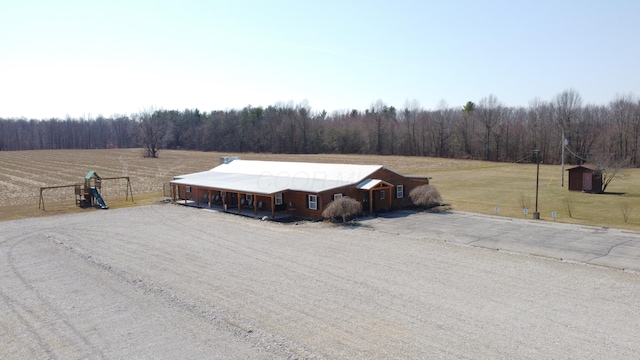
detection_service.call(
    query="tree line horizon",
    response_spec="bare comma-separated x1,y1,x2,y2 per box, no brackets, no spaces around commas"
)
1,89,639,167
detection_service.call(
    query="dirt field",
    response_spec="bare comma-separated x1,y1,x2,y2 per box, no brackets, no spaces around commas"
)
2,204,639,359
0,148,469,208
0,148,480,222
4,148,640,230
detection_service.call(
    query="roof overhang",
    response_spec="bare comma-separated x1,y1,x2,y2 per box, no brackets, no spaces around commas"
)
171,173,358,195
356,178,393,190
566,164,600,172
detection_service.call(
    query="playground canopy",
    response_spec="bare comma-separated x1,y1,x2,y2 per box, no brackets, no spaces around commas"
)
85,171,101,180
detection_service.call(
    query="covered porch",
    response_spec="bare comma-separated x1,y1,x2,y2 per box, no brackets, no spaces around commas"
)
357,179,394,214
175,199,296,221
172,184,290,220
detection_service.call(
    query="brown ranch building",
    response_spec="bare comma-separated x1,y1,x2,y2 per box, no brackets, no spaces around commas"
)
171,158,430,220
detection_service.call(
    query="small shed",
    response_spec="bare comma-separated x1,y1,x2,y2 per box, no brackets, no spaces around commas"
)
567,164,602,193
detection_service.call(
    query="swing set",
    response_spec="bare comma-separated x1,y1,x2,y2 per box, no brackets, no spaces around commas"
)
39,171,133,211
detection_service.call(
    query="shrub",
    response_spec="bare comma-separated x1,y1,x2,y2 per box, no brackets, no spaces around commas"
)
409,184,443,209
519,192,530,210
322,196,362,223
562,197,574,218
621,202,632,223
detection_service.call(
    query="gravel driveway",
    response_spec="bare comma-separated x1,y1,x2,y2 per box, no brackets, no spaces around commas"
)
1,205,639,359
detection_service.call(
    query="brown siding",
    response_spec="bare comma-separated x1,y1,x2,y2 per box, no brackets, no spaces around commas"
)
175,184,197,202
367,168,429,208
285,190,324,219
315,169,430,218
568,168,583,191
568,167,602,193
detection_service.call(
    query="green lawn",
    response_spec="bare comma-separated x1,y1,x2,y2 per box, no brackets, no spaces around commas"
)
427,162,640,231
235,152,640,231
3,149,637,230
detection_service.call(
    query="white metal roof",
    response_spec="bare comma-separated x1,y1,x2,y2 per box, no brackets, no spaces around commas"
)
172,160,383,195
356,179,382,190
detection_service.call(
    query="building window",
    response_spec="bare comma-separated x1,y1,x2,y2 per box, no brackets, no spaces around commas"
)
308,195,318,210
275,193,283,205
333,193,343,201
380,190,385,200
186,186,192,193
246,194,253,201
396,185,404,199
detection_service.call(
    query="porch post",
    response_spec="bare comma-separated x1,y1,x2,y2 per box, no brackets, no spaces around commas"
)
253,194,258,215
237,192,241,213
222,192,226,211
369,189,373,214
271,195,275,219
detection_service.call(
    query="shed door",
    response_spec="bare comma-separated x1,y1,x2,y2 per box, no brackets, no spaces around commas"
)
582,172,592,191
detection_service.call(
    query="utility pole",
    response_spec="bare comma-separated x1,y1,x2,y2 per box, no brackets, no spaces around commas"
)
561,130,569,187
561,130,565,187
533,150,540,220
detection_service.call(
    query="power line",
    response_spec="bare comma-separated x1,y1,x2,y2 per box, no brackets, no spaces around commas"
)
564,145,589,162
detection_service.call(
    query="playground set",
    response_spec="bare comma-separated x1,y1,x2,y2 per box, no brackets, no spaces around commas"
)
38,171,133,211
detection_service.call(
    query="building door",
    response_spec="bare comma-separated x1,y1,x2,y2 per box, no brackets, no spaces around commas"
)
372,190,377,210
582,172,592,191
362,192,370,212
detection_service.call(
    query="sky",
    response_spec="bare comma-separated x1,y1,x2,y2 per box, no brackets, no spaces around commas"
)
1,0,639,119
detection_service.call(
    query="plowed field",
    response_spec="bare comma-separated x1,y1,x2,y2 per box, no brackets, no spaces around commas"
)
0,149,472,220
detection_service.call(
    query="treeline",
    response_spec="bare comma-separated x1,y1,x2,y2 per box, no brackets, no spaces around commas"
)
1,90,639,166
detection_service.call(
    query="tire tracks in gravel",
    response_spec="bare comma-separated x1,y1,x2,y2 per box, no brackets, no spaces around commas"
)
139,206,388,356
40,205,303,359
66,204,424,358
10,205,640,359
133,205,476,357
0,232,56,359
136,206,569,357
1,226,107,359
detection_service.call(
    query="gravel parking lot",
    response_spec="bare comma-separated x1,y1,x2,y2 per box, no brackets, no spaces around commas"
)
2,204,639,359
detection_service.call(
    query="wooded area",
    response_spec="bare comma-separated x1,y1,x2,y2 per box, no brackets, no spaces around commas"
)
1,90,639,166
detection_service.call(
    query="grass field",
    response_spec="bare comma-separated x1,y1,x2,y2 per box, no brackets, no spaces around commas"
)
1,148,639,230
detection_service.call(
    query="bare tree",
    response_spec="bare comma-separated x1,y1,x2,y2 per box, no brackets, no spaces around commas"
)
477,94,502,160
432,100,452,157
552,89,583,163
553,89,583,131
563,197,574,218
621,202,632,223
367,100,388,154
518,193,530,210
632,99,640,165
527,98,554,163
609,94,637,163
294,100,312,153
138,108,172,158
400,99,421,156
590,152,629,193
